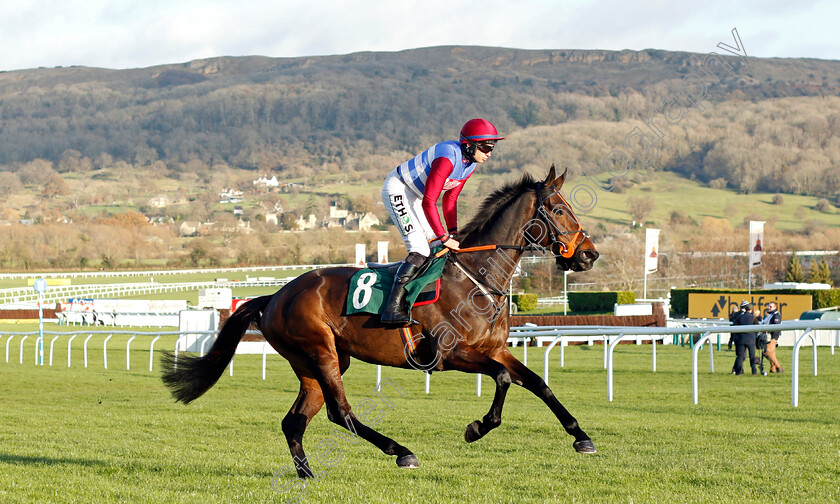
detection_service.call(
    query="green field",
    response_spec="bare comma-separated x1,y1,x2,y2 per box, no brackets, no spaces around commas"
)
1,337,838,504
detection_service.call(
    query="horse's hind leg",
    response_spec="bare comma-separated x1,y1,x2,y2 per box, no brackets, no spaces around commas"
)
281,373,325,479
493,348,595,453
440,342,512,443
314,353,419,469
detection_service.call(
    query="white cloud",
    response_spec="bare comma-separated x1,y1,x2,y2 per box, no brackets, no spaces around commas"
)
0,0,837,71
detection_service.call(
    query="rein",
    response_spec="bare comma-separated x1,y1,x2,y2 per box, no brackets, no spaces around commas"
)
433,182,589,260
429,180,590,333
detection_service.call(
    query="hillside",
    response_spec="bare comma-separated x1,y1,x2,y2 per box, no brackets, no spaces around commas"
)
1,46,839,198
1,46,839,289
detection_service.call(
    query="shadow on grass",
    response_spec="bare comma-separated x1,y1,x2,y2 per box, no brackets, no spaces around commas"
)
0,453,106,467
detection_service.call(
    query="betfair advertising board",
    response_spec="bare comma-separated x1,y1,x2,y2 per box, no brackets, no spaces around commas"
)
688,292,812,320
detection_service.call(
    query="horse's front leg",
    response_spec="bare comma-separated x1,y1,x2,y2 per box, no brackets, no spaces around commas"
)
493,348,596,453
441,342,512,443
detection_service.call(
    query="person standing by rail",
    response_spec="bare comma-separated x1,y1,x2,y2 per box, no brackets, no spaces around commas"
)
731,301,758,375
760,301,784,373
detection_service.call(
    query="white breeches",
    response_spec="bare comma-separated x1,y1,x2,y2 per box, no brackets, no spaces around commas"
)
381,171,436,257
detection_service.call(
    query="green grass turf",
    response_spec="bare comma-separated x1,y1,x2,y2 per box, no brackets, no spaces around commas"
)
1,338,838,504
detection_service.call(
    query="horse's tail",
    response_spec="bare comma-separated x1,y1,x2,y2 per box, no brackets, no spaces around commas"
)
161,295,273,404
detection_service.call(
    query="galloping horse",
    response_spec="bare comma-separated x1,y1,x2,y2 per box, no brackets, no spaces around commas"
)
162,166,600,477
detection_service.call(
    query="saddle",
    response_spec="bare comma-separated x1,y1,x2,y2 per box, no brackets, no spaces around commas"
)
345,249,447,316
366,261,401,274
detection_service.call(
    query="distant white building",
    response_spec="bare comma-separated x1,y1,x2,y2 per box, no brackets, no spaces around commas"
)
358,212,380,232
147,195,171,208
253,175,280,190
265,213,278,225
219,188,244,204
329,203,349,220
763,282,832,290
295,214,317,231
179,221,201,237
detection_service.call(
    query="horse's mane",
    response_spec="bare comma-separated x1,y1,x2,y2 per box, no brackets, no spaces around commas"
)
461,173,541,239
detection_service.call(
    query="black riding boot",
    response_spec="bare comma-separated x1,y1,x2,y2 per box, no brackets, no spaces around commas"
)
381,252,428,325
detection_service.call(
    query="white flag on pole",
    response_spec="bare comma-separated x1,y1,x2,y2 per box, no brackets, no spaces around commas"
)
749,221,765,268
644,228,660,274
377,241,389,263
355,243,366,266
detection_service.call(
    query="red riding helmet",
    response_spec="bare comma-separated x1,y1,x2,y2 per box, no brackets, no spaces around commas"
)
459,118,504,144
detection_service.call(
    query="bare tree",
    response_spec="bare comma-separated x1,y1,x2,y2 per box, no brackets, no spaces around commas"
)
626,196,656,224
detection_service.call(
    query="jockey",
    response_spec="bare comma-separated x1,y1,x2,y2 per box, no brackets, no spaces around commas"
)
380,118,504,325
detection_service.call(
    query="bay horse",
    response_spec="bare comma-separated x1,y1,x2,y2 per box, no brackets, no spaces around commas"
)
161,165,600,477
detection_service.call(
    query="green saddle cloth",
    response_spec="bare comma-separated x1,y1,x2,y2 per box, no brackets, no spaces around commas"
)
346,247,448,316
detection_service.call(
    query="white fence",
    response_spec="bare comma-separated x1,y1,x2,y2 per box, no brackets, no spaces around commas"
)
0,263,355,281
5,321,838,408
1,329,275,376
0,278,299,307
513,320,839,407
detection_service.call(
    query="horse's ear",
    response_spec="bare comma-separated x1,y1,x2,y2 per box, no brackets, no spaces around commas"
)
553,167,568,188
544,164,556,184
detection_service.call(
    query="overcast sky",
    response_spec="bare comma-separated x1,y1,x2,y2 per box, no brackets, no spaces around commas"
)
1,0,837,72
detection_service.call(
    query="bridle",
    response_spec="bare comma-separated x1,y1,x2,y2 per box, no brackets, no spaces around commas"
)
437,182,591,327
434,182,589,260
533,181,589,259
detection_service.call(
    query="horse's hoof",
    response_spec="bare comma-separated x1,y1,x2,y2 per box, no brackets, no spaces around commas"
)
464,421,482,443
396,454,419,468
573,439,597,454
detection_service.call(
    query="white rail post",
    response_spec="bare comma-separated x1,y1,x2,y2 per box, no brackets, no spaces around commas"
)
83,334,93,368
49,335,60,366
5,335,14,363
262,342,268,380
476,374,481,397
172,334,190,369
523,337,528,366
692,331,714,405
229,356,233,376
791,328,815,407
560,338,566,368
103,334,113,369
606,333,625,401
376,365,382,391
708,335,715,373
34,336,42,365
19,335,29,364
199,334,214,356
424,371,430,394
67,334,78,367
34,336,43,365
126,335,137,370
652,335,657,372
603,335,609,369
543,334,564,386
149,334,162,372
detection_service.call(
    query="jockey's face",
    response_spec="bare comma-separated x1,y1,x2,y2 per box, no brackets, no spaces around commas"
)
471,141,495,163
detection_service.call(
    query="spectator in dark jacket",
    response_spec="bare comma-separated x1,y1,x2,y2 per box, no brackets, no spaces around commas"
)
731,301,758,375
727,306,740,350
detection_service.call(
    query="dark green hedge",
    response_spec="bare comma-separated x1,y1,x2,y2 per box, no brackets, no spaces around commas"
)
568,291,635,312
511,293,538,312
670,288,840,317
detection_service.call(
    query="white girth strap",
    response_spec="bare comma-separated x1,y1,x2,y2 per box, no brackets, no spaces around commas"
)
453,261,494,299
